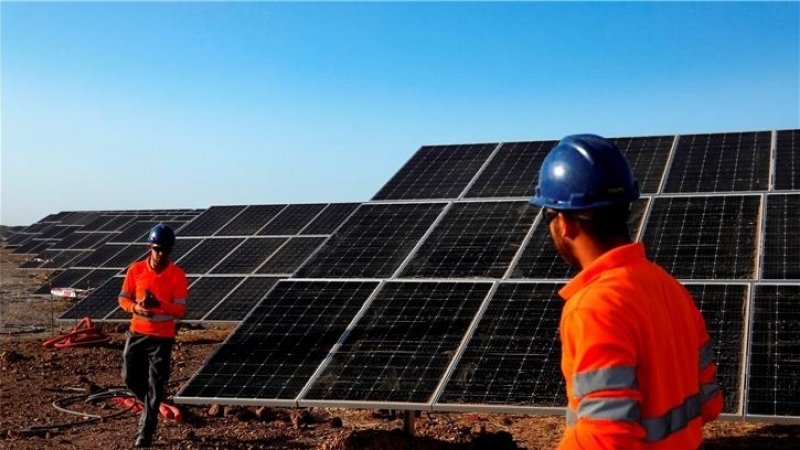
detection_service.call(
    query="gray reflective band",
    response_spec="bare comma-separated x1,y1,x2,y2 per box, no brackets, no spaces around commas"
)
578,397,641,422
573,366,637,397
174,298,186,305
642,393,701,442
699,341,715,370
566,408,577,426
700,383,720,402
135,314,173,323
120,291,134,299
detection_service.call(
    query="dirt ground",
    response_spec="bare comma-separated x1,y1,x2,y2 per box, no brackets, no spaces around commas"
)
1,247,799,449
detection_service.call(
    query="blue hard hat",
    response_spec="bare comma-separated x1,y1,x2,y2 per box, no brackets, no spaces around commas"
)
148,224,176,248
529,134,639,210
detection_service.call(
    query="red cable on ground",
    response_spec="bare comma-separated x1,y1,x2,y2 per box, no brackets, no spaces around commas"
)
42,317,111,349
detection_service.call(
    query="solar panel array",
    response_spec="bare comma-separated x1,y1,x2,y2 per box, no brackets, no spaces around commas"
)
7,128,798,423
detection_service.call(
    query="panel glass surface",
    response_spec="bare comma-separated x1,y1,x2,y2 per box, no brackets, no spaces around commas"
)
70,232,114,250
111,221,160,243
174,238,244,275
19,249,60,269
611,135,673,194
98,215,136,232
210,237,287,274
748,285,800,417
99,245,148,269
304,281,491,404
775,129,799,191
178,205,247,237
372,144,497,200
641,196,760,279
664,132,770,193
71,244,128,268
40,250,90,269
255,237,326,275
401,201,538,278
438,282,565,407
295,203,445,279
684,284,747,414
215,204,287,236
203,277,282,322
300,203,360,235
51,232,94,250
762,194,800,280
182,276,245,320
256,203,327,236
176,280,380,402
58,276,125,320
34,269,94,295
465,140,555,198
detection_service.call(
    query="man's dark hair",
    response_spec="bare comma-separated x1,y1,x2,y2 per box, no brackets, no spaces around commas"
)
571,205,632,241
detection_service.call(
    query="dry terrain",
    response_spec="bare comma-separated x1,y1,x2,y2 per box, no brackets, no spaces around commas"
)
1,247,798,449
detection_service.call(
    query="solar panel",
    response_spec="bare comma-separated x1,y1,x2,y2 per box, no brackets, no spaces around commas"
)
69,232,114,250
464,141,555,198
664,132,771,193
99,245,148,269
641,195,760,279
774,129,799,191
18,249,60,269
295,203,446,279
215,204,287,236
72,244,128,268
110,221,160,243
203,277,282,322
97,215,136,232
58,276,124,321
255,237,326,275
610,135,674,194
256,203,327,236
12,238,50,255
372,144,498,200
747,284,800,418
436,282,565,410
175,238,244,275
400,201,538,279
182,276,246,321
299,203,360,235
302,281,492,406
762,194,800,280
40,250,90,269
178,205,247,237
34,269,94,295
210,237,287,274
50,232,94,250
176,280,380,405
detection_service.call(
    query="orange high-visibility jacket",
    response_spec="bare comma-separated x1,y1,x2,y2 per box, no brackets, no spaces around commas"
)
118,259,188,339
557,243,722,450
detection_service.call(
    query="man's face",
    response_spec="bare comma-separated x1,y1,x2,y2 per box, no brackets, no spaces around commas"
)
148,244,171,266
543,209,579,267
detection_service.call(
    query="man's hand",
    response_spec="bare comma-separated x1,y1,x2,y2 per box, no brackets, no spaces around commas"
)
133,302,152,317
141,290,160,309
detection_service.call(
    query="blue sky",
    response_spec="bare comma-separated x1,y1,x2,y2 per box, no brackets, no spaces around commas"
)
2,2,798,226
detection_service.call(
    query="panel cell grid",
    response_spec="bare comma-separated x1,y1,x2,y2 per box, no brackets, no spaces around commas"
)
401,201,538,279
40,250,90,269
465,140,556,198
256,203,327,236
176,280,380,402
215,204,287,236
664,132,770,193
747,285,800,417
203,277,282,322
256,237,326,275
58,276,125,321
111,221,160,243
438,282,565,407
762,194,800,280
372,144,497,200
295,203,445,279
775,129,800,191
175,238,244,275
99,245,148,269
304,281,491,404
70,232,114,250
300,203,360,235
683,284,747,414
34,269,94,295
72,244,128,268
641,196,760,279
178,205,247,237
611,135,674,194
210,238,287,274
182,276,245,321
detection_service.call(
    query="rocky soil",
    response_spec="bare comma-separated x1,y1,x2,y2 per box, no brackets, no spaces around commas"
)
1,247,799,449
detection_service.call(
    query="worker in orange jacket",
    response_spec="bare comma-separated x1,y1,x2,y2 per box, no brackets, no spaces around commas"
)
529,135,723,449
118,224,188,448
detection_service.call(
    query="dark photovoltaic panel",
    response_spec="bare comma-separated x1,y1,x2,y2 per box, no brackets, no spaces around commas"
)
299,203,360,235
176,281,380,403
79,215,117,232
34,269,94,295
303,281,492,405
169,238,204,262
203,277,282,322
762,194,800,280
611,135,673,194
510,199,649,280
70,232,114,250
71,244,128,268
256,203,327,236
641,196,760,279
13,239,51,255
182,276,246,321
255,237,326,275
775,130,799,191
664,132,771,193
683,284,747,414
99,245,148,269
437,282,565,409
295,203,445,279
51,232,94,250
747,285,800,417
58,276,124,321
40,250,90,269
215,204,287,236
175,238,244,275
372,144,498,200
464,140,555,198
18,249,61,269
178,205,247,237
210,238,287,274
39,225,80,240
401,201,538,279
110,221,160,243
97,215,136,232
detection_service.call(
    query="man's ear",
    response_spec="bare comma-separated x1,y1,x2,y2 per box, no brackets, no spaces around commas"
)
557,214,581,240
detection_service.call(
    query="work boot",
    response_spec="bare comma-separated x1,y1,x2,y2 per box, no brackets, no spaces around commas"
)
134,434,151,448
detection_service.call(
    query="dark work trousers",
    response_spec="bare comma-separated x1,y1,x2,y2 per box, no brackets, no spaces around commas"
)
122,332,174,439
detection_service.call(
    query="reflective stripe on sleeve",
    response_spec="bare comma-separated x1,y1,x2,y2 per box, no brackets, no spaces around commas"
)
119,291,135,299
642,393,701,442
174,297,186,306
700,383,720,403
566,408,577,426
577,397,641,422
134,314,174,323
572,366,637,397
699,341,715,370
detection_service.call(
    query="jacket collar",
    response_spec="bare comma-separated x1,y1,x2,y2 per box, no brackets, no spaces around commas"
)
558,242,646,300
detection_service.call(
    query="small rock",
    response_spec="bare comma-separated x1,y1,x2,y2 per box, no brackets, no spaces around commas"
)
330,417,343,428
